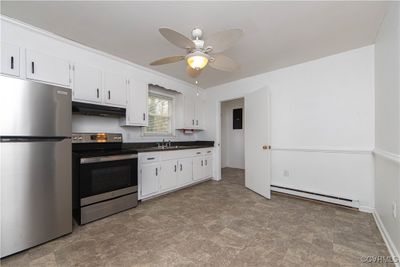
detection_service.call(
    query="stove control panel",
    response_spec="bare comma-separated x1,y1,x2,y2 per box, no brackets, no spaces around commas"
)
72,133,123,143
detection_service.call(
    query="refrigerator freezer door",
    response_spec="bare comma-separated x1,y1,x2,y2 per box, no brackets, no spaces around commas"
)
0,76,71,137
0,138,72,257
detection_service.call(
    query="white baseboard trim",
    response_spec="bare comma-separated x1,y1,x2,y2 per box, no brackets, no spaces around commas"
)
359,206,374,213
271,146,372,155
271,186,359,209
373,210,400,267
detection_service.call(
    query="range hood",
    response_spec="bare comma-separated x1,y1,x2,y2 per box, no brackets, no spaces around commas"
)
72,101,126,117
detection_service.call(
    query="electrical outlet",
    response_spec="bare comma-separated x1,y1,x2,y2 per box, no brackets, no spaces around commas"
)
283,170,289,177
393,202,397,219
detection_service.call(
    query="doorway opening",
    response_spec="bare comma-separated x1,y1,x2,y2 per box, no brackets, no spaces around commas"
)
220,97,245,186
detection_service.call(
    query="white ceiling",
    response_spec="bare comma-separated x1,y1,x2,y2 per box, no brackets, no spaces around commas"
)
1,1,388,88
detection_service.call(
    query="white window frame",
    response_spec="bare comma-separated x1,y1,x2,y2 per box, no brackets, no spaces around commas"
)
142,90,176,137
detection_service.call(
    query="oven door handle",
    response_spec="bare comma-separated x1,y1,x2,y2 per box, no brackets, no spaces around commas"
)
80,154,138,164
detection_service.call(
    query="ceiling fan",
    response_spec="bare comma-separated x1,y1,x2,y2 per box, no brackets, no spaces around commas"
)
150,28,243,78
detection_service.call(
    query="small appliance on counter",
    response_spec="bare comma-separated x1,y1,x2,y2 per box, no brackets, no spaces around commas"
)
0,76,72,258
72,133,138,225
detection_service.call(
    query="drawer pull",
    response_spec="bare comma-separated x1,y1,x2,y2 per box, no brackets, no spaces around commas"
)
147,157,155,160
196,152,201,155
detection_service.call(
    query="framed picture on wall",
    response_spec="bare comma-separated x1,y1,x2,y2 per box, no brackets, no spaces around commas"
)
233,108,243,129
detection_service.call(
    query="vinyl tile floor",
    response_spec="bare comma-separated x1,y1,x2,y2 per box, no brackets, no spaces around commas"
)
1,168,392,266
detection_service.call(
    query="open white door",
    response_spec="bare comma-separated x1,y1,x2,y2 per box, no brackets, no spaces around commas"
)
244,87,271,199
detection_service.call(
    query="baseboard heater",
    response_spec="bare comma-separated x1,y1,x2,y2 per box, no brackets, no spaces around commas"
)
271,185,359,208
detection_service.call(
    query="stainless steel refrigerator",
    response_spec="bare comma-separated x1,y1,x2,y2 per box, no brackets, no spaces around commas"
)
0,76,72,258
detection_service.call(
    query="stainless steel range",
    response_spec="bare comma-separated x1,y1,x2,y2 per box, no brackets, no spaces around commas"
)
72,133,138,225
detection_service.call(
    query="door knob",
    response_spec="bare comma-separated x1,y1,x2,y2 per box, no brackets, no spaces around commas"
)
262,145,268,150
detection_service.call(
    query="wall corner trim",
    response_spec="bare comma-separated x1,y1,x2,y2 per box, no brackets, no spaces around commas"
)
373,148,400,164
373,210,400,266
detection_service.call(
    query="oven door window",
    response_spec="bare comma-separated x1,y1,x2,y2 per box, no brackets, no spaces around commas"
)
80,158,137,198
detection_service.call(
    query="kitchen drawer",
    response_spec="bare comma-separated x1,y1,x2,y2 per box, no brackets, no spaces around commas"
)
139,153,160,163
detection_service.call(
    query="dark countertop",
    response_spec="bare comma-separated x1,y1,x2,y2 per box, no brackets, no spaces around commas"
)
122,141,214,153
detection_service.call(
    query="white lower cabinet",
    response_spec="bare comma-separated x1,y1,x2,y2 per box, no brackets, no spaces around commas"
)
159,160,178,192
193,154,213,181
140,163,160,197
193,157,204,181
139,148,213,200
178,158,193,185
204,155,213,179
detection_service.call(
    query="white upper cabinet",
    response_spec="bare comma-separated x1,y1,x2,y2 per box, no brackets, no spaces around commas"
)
1,43,20,77
194,97,204,129
26,49,71,87
122,79,148,126
103,72,127,107
176,93,204,130
184,94,196,128
72,63,102,104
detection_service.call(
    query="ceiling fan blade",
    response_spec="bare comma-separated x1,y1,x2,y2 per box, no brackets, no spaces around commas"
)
205,29,243,53
150,56,185,66
209,55,240,72
159,28,195,50
186,66,202,78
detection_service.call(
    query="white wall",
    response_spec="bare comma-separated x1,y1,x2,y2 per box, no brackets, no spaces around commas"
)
1,16,200,142
374,2,400,259
199,45,375,210
221,98,244,169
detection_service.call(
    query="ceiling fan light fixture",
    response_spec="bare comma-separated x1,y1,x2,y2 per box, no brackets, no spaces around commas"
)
186,51,209,70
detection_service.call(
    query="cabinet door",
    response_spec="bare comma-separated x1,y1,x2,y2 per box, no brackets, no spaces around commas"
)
104,72,127,107
194,97,204,129
1,43,20,77
140,163,160,197
26,50,71,87
127,80,148,126
178,158,193,185
204,155,213,179
193,157,204,181
73,63,102,103
184,95,196,128
159,160,178,192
